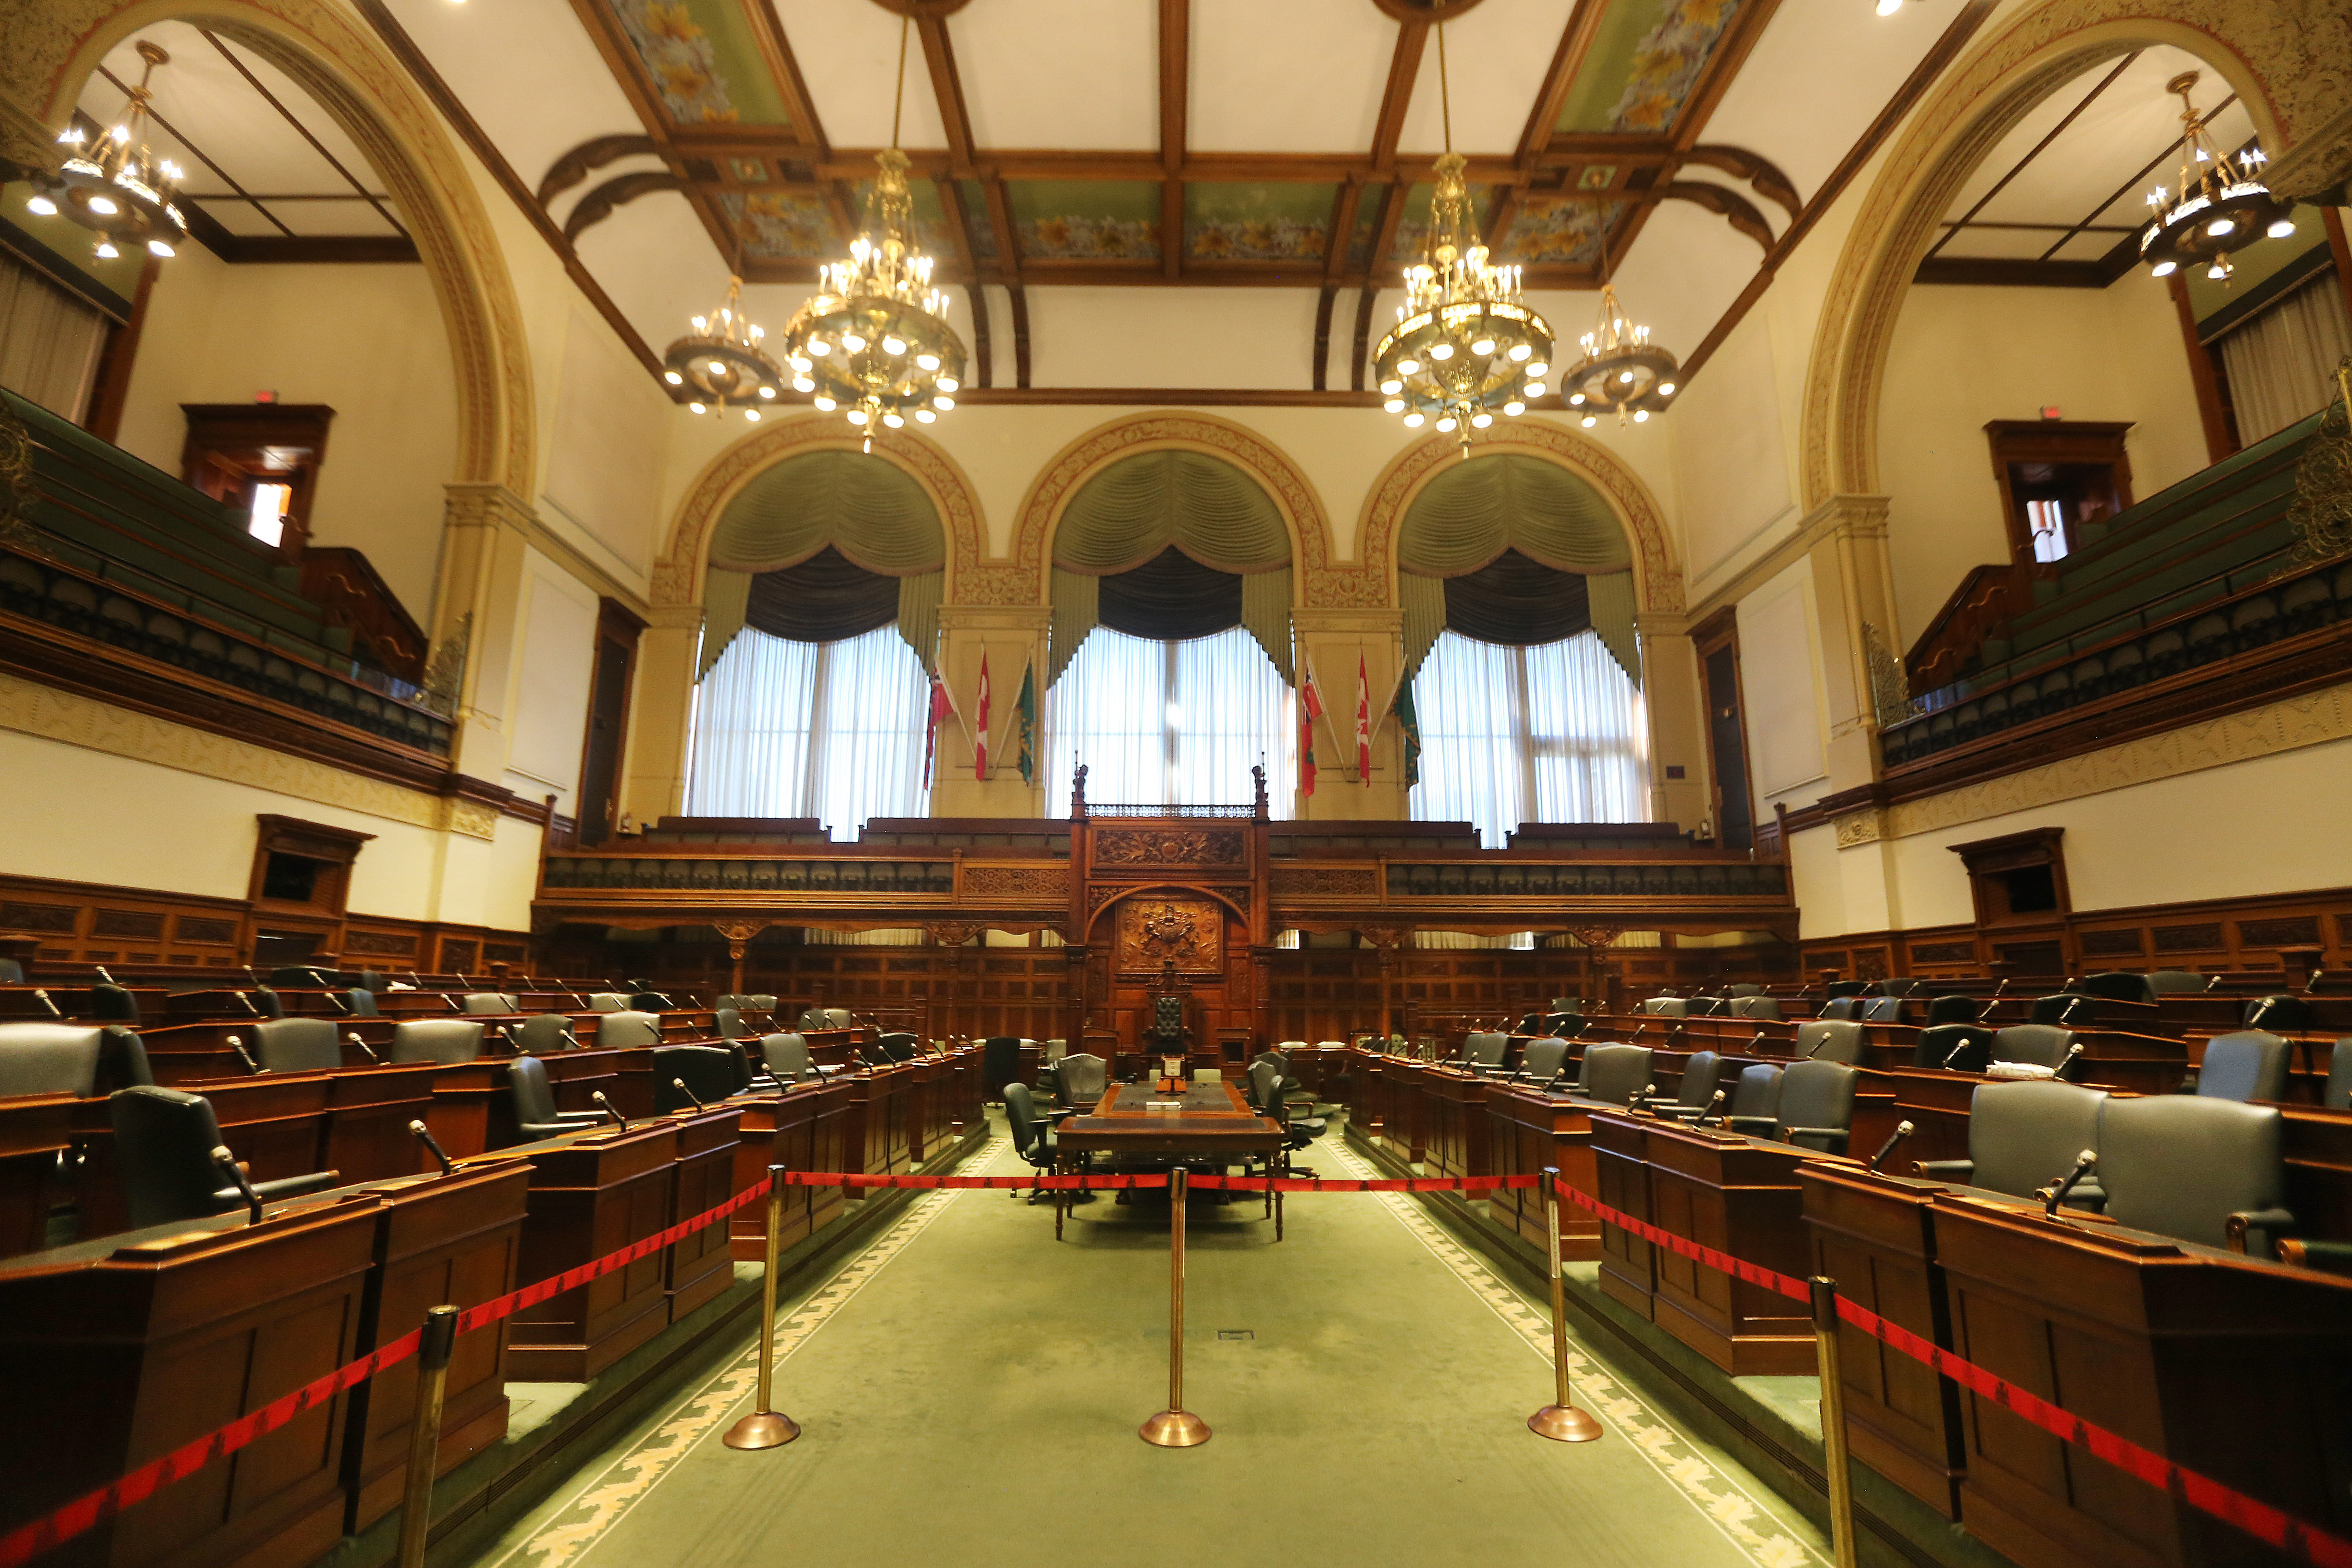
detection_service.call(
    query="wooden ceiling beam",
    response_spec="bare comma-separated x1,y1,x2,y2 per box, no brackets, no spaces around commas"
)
1666,0,1785,154
915,15,978,170
1515,0,1606,164
1369,21,1429,176
1161,0,1188,281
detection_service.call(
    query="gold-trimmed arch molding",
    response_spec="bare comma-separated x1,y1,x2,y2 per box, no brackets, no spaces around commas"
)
12,0,538,497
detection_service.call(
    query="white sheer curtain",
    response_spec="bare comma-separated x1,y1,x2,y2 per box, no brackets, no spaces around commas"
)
686,622,931,838
1410,628,1648,848
0,251,107,421
1046,624,1294,813
2216,273,2352,443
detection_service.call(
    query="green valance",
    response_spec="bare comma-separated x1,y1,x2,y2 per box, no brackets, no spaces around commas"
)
1397,453,1639,685
700,449,946,676
1049,450,1293,684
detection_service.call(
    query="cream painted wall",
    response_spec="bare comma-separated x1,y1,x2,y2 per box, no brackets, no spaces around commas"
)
1735,554,1830,816
0,723,540,930
113,245,459,619
1875,269,2208,640
500,543,600,815
1670,312,1796,587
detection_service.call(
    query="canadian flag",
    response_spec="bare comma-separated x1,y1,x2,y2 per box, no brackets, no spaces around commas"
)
973,653,992,780
1355,652,1372,783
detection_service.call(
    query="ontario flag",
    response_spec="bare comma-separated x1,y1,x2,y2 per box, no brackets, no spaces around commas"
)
1355,652,1372,783
923,669,955,789
973,653,992,780
1300,660,1325,798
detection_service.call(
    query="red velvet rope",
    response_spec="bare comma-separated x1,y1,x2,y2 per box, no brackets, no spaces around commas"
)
1548,1177,2352,1567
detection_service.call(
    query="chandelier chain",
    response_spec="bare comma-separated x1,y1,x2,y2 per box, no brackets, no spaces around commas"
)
1435,1,1452,155
891,15,910,151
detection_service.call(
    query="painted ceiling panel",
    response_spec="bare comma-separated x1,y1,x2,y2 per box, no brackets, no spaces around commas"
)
1498,196,1620,265
1399,0,1578,154
1550,0,1735,135
847,173,957,257
1345,185,1391,271
1387,181,1502,264
720,188,837,260
1189,0,1394,154
1007,181,1161,262
604,0,793,126
1184,183,1338,263
378,0,644,194
956,0,1160,151
776,0,949,149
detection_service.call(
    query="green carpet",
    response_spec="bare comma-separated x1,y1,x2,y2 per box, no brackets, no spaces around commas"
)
464,1117,1831,1568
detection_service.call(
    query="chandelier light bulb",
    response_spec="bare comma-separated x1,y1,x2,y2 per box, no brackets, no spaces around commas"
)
689,402,706,414
814,396,837,411
664,371,683,385
1397,358,1420,375
1436,416,1457,432
936,377,959,393
847,408,868,424
87,195,117,216
2206,217,2234,236
808,340,830,357
792,377,813,393
2151,260,2177,276
933,396,955,411
1504,401,1525,416
883,413,904,428
842,333,866,352
1471,337,1495,356
745,409,760,422
2267,217,2297,238
916,409,936,422
1471,412,1493,428
147,238,172,256
1509,343,1532,362
1403,413,1425,428
1658,382,1676,397
1525,382,1546,398
2207,261,2228,279
1380,379,1403,396
25,194,55,216
1568,393,1585,406
1430,343,1454,360
1876,0,1903,14
1634,409,1650,423
764,384,783,397
1384,399,1405,413
917,353,940,370
883,336,906,355
1581,415,1597,428
94,240,118,258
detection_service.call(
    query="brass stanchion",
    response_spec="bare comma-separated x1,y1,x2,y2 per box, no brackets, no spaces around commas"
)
1529,1168,1603,1442
1139,1166,1209,1446
724,1167,801,1449
393,1305,458,1568
1811,1276,1860,1568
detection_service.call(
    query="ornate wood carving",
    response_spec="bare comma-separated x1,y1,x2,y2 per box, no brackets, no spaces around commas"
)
960,864,1070,900
1093,828,1245,867
1114,897,1223,976
1270,865,1381,898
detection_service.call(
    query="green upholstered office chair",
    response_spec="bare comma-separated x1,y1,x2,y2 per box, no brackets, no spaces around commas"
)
2195,1031,2290,1102
1872,977,1922,997
2027,993,2098,1027
759,1032,820,1084
2078,972,2156,1005
1257,1071,1322,1159
248,988,285,1020
1916,1022,1995,1071
1794,1019,1866,1063
2328,1040,2352,1112
2094,1096,2294,1254
88,983,140,1025
507,1013,578,1054
108,1086,340,1228
2243,994,2314,1033
595,1010,662,1049
1916,1080,2108,1201
1574,1043,1653,1106
1003,1083,1058,1205
1986,1024,2079,1079
1725,984,1764,998
506,1055,612,1142
1647,1050,1725,1121
0,958,20,984
341,987,381,1018
391,1019,485,1066
1457,1031,1510,1073
1924,994,1983,1027
714,1007,746,1040
586,992,629,1012
1724,1063,1784,1136
654,1045,741,1112
981,1037,1022,1102
1515,1036,1570,1087
1729,995,1784,1021
1056,1052,1108,1106
1773,1060,1859,1154
461,992,518,1015
0,1022,150,1095
1818,998,1863,1022
877,1031,920,1062
2147,970,2213,995
1642,998,1687,1018
252,1016,342,1073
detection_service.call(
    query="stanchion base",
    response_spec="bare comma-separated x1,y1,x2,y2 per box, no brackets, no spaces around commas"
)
1138,1409,1211,1447
1528,1404,1603,1442
723,1411,802,1450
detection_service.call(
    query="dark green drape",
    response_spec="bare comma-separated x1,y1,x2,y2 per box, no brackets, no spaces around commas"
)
1442,549,1592,647
743,546,902,643
1097,546,1244,641
701,449,946,675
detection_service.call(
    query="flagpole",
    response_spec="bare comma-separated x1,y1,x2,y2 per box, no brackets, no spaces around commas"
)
1303,650,1349,771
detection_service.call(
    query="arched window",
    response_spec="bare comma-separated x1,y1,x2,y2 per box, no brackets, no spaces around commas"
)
1399,455,1648,846
1044,450,1296,810
686,451,943,837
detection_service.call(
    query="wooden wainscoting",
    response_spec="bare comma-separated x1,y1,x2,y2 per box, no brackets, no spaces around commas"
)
0,870,532,978
1800,885,2350,981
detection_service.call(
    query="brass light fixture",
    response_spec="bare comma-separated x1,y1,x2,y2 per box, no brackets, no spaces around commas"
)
663,274,785,421
779,18,965,454
24,40,188,262
1562,271,1680,429
2139,71,2291,285
1371,0,1554,456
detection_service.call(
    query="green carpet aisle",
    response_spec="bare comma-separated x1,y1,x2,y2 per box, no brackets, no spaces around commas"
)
466,1118,1831,1568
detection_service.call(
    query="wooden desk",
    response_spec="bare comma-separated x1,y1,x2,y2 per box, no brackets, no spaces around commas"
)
1053,1082,1284,1166
1933,1195,2352,1568
1587,1109,1833,1376
340,1160,531,1531
665,1108,745,1324
0,1093,74,1259
502,1122,682,1382
1799,1164,1966,1519
0,1194,383,1568
1483,1084,1603,1261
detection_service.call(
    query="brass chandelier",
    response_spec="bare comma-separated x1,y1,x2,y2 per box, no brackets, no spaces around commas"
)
2139,71,2292,285
1372,2,1553,455
664,274,784,421
24,40,188,262
779,19,965,454
1563,277,1679,427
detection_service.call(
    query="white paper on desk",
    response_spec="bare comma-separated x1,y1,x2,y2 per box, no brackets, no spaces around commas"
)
1145,1100,1183,1112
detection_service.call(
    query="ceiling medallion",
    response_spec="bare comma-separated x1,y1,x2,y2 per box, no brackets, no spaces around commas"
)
2140,71,2291,285
1371,1,1553,457
1563,279,1679,428
779,18,965,454
663,273,784,421
23,41,187,262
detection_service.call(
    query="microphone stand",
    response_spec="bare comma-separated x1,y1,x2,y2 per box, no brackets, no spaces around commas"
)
1866,1120,1915,1173
409,1119,456,1175
2040,1150,2097,1219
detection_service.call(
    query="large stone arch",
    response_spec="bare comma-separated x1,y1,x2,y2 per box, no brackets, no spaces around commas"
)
1798,0,2326,510
12,0,538,495
1005,413,1341,608
1356,421,1685,615
654,416,989,608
